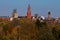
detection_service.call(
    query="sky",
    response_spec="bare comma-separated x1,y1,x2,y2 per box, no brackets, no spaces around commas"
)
0,0,60,17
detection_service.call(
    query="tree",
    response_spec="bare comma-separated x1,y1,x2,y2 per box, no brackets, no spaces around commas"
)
35,19,41,28
52,27,60,40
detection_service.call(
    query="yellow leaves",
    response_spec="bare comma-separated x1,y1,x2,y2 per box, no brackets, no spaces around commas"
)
19,19,24,24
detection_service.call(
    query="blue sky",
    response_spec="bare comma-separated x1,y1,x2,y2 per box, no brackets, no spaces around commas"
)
0,0,60,17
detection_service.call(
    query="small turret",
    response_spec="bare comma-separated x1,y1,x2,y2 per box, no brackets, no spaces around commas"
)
48,11,51,20
13,9,18,19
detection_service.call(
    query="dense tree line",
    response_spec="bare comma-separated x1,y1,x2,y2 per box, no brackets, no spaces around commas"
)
0,18,60,40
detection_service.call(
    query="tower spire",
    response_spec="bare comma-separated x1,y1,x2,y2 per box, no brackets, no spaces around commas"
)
27,4,32,19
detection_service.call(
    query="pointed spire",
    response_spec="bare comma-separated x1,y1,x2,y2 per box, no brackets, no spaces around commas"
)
28,4,30,10
27,4,32,19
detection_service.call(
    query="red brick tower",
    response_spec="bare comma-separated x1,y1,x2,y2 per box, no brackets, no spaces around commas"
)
27,4,32,19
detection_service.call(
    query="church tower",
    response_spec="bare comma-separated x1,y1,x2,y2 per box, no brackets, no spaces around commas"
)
12,9,18,19
48,11,51,20
27,4,32,19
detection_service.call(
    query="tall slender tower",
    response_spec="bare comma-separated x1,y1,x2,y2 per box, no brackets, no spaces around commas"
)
48,11,51,20
27,4,32,19
12,9,18,19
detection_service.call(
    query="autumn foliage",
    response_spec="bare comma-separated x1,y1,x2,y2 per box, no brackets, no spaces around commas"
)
0,18,60,40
